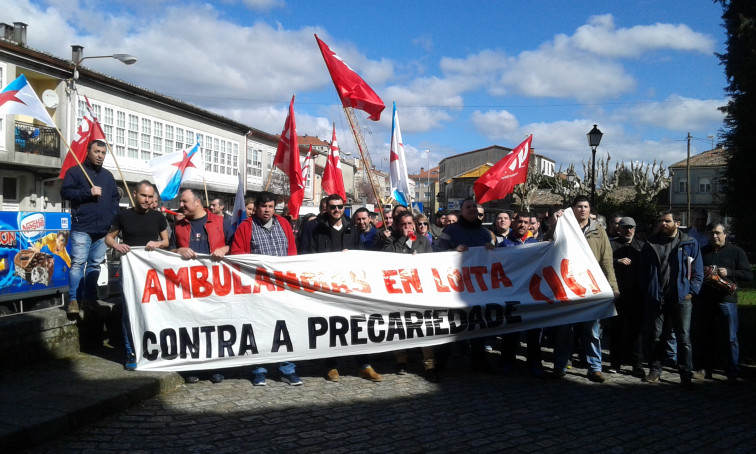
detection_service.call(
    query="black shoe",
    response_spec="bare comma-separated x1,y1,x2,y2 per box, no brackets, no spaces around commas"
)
631,366,646,378
396,363,408,375
644,371,660,383
423,368,439,383
552,369,566,379
211,374,224,383
185,375,199,384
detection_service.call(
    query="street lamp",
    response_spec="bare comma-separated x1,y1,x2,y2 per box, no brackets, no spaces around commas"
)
71,45,137,83
586,124,603,206
424,149,431,213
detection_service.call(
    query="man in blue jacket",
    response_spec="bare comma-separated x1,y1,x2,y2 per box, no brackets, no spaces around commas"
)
640,211,703,386
60,140,120,316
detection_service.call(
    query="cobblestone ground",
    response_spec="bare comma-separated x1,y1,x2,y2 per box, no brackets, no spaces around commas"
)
28,345,756,454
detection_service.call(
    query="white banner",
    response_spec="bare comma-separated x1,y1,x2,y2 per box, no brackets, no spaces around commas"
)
123,210,616,371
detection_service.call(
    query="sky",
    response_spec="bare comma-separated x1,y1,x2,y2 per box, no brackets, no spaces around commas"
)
5,0,728,176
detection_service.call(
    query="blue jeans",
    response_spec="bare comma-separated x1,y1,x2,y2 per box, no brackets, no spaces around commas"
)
553,320,602,372
645,299,693,378
69,231,107,302
253,362,295,376
700,301,739,377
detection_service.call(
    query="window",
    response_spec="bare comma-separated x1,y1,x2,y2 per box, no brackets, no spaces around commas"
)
678,178,687,193
117,111,125,128
128,115,138,131
104,125,113,143
176,128,184,146
141,133,151,150
142,118,151,135
2,176,18,201
154,122,162,138
698,177,711,193
165,125,173,140
116,128,125,145
104,107,113,126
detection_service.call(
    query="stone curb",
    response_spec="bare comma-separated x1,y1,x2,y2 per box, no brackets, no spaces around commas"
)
0,353,183,452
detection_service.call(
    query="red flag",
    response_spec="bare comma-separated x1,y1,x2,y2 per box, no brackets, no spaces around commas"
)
59,95,106,179
314,34,385,121
473,135,533,204
322,123,347,201
273,95,304,219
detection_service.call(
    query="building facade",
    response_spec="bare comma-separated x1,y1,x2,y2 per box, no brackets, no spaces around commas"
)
668,147,727,226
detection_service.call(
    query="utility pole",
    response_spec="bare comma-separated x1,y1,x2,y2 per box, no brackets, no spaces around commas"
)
686,132,691,226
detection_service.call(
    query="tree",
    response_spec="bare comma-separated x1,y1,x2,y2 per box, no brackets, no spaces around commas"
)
716,0,756,257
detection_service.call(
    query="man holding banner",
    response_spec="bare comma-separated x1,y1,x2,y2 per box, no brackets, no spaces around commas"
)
550,196,619,383
231,192,301,386
61,139,120,316
170,189,231,261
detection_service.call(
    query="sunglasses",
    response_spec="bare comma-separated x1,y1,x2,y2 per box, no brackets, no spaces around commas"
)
328,204,344,210
419,222,429,226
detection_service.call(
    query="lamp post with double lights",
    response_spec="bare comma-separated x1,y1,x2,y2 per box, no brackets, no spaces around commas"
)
586,124,603,206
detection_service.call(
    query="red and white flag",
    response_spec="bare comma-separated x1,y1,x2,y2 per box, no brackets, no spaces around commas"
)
473,135,533,204
301,145,312,189
322,123,347,201
273,95,304,219
59,95,106,179
314,34,385,121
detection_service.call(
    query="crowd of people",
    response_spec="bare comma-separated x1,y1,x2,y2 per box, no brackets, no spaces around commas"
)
61,139,752,387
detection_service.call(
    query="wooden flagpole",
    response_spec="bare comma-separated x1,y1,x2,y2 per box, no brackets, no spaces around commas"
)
342,107,385,223
101,140,135,207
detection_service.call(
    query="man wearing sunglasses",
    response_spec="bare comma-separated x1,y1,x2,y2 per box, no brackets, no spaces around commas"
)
309,194,383,382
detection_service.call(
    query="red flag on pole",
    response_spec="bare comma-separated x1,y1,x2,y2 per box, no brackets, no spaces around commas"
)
322,123,347,201
314,34,385,121
58,95,106,179
473,135,533,204
273,95,304,219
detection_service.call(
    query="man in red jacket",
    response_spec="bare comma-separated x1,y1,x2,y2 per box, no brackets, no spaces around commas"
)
169,188,232,384
231,191,301,386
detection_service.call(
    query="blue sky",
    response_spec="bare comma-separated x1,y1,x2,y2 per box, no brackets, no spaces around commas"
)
6,0,727,175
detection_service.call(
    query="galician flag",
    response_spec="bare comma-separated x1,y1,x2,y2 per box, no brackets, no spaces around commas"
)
0,74,56,127
389,102,411,207
148,136,204,201
322,123,347,201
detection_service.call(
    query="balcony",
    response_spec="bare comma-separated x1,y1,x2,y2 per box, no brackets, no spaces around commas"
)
14,121,60,158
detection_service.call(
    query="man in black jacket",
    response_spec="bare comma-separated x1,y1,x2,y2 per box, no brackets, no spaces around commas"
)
609,217,645,376
60,139,120,316
695,222,752,382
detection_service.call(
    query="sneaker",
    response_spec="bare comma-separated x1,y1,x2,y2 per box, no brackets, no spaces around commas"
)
586,370,606,383
396,363,408,375
185,375,199,384
565,359,572,369
359,366,383,382
325,368,340,382
644,371,661,383
211,374,224,384
281,373,303,386
124,354,137,371
66,299,80,315
252,372,267,386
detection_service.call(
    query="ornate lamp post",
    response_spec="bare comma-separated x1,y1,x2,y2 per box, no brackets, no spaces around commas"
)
586,124,603,206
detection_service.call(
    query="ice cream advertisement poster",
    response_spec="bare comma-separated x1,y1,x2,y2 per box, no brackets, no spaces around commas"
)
0,212,71,297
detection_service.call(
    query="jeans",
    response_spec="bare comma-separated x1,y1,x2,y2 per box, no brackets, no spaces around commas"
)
553,320,602,372
700,301,739,377
645,299,693,378
253,362,295,376
69,231,107,302
122,302,134,356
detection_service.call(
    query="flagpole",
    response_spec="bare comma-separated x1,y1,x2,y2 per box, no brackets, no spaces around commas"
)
343,107,384,221
101,140,135,207
202,178,209,207
264,169,273,191
53,126,95,188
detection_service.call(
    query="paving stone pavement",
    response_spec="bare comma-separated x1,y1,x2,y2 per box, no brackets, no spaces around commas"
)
22,345,756,454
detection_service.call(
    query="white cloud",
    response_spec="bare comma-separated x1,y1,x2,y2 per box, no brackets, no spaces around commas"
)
470,110,519,140
572,14,716,58
614,96,726,132
241,0,285,11
383,77,465,132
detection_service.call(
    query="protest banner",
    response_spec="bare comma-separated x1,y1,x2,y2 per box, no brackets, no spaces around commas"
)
122,210,615,371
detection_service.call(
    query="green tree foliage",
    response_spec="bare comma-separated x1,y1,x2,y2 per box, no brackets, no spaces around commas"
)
717,0,756,258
